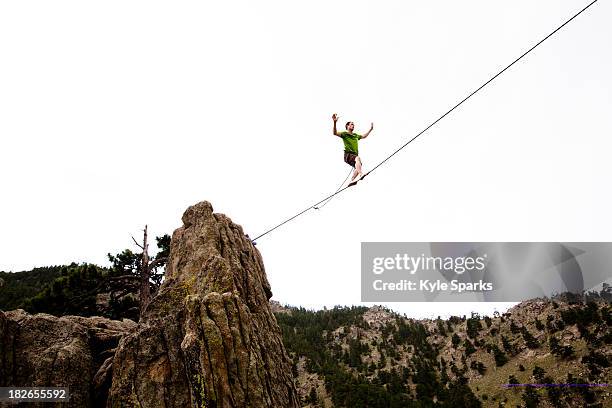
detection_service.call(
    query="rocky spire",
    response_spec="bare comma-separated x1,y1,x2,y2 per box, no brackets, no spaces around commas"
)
107,201,299,407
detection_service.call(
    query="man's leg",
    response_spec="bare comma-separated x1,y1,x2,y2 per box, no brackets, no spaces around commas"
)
345,152,357,181
350,156,359,181
355,156,363,177
349,156,364,184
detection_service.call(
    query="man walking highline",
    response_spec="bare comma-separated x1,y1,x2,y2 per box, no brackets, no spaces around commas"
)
332,113,373,186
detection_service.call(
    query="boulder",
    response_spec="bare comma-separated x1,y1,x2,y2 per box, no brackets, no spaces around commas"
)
0,309,135,407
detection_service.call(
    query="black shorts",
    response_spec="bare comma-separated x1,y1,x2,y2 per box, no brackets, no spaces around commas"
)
344,151,358,168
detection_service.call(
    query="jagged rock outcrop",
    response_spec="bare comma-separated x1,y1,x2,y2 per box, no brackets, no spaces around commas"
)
106,201,300,407
0,309,136,407
269,300,292,315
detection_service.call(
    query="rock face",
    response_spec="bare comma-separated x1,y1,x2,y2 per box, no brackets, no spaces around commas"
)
0,309,136,407
106,201,299,407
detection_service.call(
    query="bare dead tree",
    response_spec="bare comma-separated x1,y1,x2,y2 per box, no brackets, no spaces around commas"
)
132,225,151,314
131,225,169,316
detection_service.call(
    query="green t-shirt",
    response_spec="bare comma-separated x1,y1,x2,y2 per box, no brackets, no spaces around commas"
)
339,131,362,155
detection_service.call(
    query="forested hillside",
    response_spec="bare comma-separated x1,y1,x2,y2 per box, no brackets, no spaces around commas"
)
0,234,170,321
0,266,66,310
274,289,611,407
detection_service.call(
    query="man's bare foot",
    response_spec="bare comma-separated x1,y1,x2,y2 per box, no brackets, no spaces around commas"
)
348,173,364,186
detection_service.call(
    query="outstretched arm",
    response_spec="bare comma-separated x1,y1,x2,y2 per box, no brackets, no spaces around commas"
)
360,122,374,139
332,113,341,136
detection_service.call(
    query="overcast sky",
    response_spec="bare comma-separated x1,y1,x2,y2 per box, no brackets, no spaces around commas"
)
1,0,610,318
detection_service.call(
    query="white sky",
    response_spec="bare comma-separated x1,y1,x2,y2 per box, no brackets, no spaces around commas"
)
1,1,610,318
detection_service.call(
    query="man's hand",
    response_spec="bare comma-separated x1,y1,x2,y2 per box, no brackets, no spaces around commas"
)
332,113,340,136
362,122,374,139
